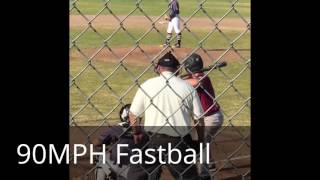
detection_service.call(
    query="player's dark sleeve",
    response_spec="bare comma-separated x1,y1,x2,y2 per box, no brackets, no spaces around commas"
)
169,1,179,19
99,126,124,145
109,128,135,166
206,77,216,98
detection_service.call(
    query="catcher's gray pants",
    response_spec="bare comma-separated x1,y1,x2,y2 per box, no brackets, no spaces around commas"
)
199,110,224,179
127,134,199,180
96,153,129,180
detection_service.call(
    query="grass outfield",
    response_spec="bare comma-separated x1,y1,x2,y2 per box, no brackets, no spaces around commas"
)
70,58,250,126
70,28,250,49
70,0,250,18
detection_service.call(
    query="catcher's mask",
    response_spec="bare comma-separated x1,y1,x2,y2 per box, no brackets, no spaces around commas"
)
154,51,181,76
119,104,131,124
184,53,204,74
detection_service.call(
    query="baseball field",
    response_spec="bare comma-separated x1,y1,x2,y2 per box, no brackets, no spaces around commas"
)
70,0,251,126
70,1,251,179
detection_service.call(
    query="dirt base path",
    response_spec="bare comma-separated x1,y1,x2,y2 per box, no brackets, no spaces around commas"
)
70,45,250,67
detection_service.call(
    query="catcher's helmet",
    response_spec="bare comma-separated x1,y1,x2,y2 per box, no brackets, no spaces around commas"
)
119,104,131,123
184,53,203,73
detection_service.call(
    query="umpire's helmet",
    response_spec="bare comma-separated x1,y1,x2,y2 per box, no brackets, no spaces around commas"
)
184,53,203,73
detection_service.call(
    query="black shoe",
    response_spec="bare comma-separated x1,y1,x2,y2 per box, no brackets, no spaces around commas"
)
161,43,169,47
209,163,217,172
174,43,181,48
200,176,212,180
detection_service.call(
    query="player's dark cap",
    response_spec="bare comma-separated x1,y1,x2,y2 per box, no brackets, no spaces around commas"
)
157,51,180,68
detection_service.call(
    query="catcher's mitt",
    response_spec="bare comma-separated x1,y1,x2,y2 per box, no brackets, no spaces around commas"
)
164,14,171,21
119,104,131,123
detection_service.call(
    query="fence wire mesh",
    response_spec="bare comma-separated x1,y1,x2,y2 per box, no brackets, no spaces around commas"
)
70,0,250,179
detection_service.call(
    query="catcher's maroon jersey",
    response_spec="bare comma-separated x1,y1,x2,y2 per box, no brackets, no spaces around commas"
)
196,72,220,116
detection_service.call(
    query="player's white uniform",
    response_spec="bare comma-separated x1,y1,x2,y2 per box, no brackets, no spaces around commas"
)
164,0,181,47
167,15,180,34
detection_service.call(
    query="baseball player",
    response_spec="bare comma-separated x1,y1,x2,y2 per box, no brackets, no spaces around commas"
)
127,51,205,180
163,0,182,48
183,53,224,180
93,104,136,180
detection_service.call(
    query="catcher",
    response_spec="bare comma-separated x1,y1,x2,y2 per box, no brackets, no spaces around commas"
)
162,0,181,48
183,53,224,180
93,104,143,180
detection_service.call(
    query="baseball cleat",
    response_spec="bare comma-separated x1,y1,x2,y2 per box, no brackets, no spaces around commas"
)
209,163,217,172
160,43,169,48
174,43,181,48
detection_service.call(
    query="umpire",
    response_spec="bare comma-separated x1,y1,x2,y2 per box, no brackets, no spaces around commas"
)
127,51,205,180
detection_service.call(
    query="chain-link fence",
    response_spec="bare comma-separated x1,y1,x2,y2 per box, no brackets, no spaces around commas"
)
70,0,250,179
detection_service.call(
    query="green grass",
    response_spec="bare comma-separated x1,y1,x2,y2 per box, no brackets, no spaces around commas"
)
70,27,250,49
70,58,250,126
69,0,250,126
70,0,250,18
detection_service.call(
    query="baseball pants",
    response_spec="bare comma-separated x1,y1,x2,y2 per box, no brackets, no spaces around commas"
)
96,152,129,180
127,134,200,180
199,110,224,179
167,16,181,34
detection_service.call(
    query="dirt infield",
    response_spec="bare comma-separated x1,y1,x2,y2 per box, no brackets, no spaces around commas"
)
70,15,250,65
69,127,250,180
70,46,250,67
70,15,250,31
